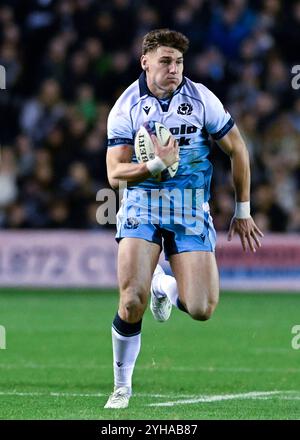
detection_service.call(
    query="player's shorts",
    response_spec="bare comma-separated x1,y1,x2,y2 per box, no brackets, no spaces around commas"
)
115,190,216,259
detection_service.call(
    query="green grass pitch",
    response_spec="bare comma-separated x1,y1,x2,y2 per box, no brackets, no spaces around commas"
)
0,289,300,420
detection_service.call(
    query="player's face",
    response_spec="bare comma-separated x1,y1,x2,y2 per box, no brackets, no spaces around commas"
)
141,46,184,98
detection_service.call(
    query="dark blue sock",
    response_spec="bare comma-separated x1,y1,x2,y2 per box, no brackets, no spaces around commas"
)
112,313,142,337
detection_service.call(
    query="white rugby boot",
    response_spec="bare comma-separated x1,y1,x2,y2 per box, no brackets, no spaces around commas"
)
104,386,131,409
150,264,172,322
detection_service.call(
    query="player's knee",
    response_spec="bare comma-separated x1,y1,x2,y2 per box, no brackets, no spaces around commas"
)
120,286,148,319
188,301,218,321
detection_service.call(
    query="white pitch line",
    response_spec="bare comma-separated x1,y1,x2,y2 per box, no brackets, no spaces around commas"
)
0,391,44,397
147,391,285,407
154,366,300,374
1,390,300,405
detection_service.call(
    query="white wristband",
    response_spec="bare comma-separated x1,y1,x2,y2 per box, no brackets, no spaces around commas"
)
235,201,251,219
146,156,167,176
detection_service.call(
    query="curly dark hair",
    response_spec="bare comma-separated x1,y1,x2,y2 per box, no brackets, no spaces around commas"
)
142,29,189,55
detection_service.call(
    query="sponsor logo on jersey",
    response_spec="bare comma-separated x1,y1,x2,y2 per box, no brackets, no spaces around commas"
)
169,124,197,146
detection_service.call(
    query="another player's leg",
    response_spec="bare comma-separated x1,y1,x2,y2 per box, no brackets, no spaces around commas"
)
150,264,173,321
169,251,219,320
104,238,160,409
150,264,179,321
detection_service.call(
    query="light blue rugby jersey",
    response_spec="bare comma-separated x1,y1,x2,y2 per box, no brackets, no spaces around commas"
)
107,72,234,224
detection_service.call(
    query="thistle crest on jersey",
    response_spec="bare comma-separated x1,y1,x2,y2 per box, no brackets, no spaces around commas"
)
177,102,193,115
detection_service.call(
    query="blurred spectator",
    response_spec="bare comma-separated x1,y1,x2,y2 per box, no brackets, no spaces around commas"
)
287,202,300,233
289,98,300,133
252,183,288,231
76,84,98,125
60,161,96,228
274,0,300,64
20,78,65,143
0,147,18,208
47,199,71,229
15,134,35,177
0,42,21,89
208,0,256,59
4,203,30,229
39,36,68,85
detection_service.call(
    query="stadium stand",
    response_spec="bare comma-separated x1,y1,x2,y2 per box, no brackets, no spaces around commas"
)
0,0,299,232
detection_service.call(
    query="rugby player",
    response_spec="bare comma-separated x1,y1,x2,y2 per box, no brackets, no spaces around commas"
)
104,29,263,409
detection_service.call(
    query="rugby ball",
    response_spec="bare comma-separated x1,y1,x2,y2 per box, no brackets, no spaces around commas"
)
134,121,179,177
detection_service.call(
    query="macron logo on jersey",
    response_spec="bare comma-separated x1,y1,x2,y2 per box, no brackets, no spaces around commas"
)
143,106,151,115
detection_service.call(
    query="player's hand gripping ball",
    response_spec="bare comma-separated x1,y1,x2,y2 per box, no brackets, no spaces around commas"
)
134,121,179,177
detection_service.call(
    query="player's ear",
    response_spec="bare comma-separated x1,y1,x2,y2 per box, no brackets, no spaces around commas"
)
141,55,148,71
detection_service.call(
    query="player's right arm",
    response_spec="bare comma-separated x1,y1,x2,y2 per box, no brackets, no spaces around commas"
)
106,145,151,189
106,93,178,189
106,137,179,190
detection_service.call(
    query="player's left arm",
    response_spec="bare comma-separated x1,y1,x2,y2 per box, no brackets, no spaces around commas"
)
216,124,264,252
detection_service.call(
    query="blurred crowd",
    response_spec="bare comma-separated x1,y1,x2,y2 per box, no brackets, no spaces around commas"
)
0,0,300,232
